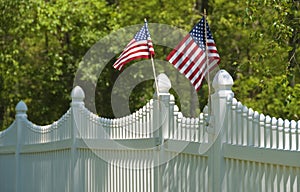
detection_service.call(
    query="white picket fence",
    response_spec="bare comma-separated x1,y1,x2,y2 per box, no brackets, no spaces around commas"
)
0,70,299,192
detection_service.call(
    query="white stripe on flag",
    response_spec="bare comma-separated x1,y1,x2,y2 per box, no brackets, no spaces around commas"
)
168,37,193,64
116,44,149,62
114,51,150,69
174,41,198,69
185,52,206,79
179,47,202,75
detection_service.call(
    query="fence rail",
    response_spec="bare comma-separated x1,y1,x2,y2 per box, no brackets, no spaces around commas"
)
0,70,299,192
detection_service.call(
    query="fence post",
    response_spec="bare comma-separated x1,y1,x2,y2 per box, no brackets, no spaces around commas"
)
208,70,234,192
70,86,85,192
153,73,172,144
153,73,172,192
15,101,28,192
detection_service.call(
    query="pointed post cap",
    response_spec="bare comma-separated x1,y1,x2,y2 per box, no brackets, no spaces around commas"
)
212,70,234,91
16,100,28,116
155,73,171,94
71,86,85,105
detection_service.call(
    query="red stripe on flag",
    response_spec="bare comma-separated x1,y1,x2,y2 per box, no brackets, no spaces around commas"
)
113,40,154,70
183,50,205,75
113,49,151,70
177,41,199,71
166,35,190,61
119,41,149,57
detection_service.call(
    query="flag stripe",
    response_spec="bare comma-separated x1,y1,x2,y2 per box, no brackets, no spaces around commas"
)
114,54,151,70
184,52,206,79
179,44,200,74
166,35,191,64
114,50,151,70
114,42,151,66
119,40,149,56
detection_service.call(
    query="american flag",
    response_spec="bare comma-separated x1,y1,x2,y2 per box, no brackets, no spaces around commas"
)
113,21,155,70
166,17,220,91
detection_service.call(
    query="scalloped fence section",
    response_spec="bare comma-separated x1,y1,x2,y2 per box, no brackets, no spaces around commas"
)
75,99,155,140
224,97,300,150
0,70,299,192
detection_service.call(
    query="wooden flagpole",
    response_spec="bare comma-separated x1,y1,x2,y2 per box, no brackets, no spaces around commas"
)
151,55,159,95
144,19,162,192
144,18,159,95
203,9,213,119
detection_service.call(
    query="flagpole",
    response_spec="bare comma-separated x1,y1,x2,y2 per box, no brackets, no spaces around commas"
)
145,18,161,192
144,18,159,96
203,9,212,119
151,55,159,95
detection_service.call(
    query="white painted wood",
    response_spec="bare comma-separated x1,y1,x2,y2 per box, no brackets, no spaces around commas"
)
0,71,299,192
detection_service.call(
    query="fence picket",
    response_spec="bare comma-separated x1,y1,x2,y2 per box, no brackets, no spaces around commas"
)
290,120,296,150
265,115,271,148
297,121,300,151
284,119,290,150
259,114,265,148
271,117,277,149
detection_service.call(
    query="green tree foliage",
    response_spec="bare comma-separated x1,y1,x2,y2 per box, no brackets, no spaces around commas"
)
0,0,114,129
211,0,299,119
0,0,299,130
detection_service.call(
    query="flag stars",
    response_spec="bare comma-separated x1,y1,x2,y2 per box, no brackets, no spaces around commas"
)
134,25,151,41
189,17,216,50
